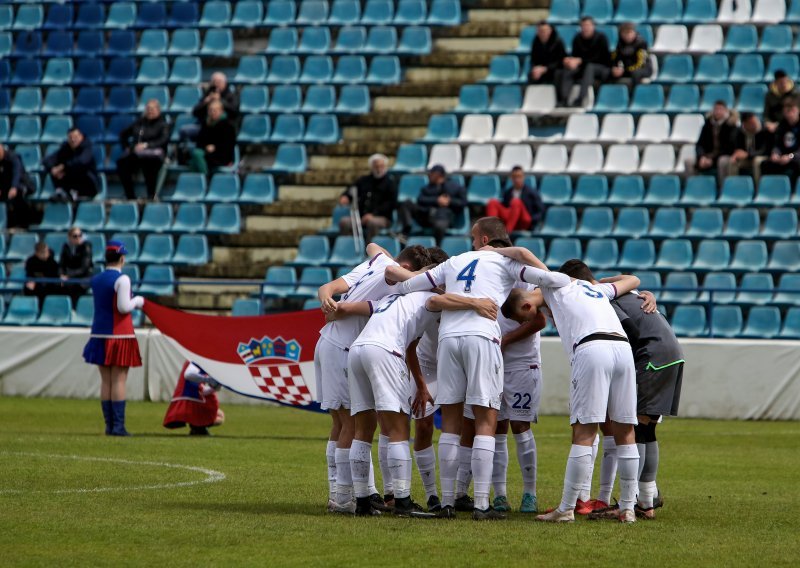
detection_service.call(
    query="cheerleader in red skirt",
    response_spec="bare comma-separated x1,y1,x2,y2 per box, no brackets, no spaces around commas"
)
163,362,225,436
82,241,144,436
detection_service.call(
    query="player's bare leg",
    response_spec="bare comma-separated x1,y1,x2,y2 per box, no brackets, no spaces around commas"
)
414,415,440,511
471,404,505,520
437,403,463,517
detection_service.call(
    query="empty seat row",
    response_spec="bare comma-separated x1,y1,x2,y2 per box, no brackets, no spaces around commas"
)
0,56,202,86
231,54,402,85
0,294,144,327
593,83,768,115
265,25,432,55
237,113,340,144
655,271,800,307
652,23,800,54
547,0,788,25
655,53,800,84
670,305,800,339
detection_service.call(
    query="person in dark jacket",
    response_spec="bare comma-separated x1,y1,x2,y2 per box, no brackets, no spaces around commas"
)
719,113,772,183
764,70,800,133
42,128,99,201
24,241,59,303
339,154,397,242
761,98,800,184
398,165,466,244
180,72,241,143
59,226,93,306
684,100,738,179
189,100,237,175
529,22,566,84
556,17,612,107
116,100,170,200
610,22,652,88
486,166,545,232
0,144,34,228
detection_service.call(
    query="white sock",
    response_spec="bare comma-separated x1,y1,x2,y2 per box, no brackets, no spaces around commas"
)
579,433,599,502
349,440,372,499
455,445,473,497
559,444,593,512
438,433,460,507
597,436,617,505
335,447,353,504
514,430,537,495
616,443,640,512
638,480,657,508
368,452,377,496
414,445,438,499
492,434,508,498
388,441,412,499
472,435,495,511
378,434,393,496
326,441,337,500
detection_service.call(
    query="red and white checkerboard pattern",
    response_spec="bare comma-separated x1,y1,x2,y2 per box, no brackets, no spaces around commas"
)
248,363,313,406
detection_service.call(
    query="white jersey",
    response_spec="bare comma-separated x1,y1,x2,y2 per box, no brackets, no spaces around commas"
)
499,282,540,371
398,250,571,343
319,252,399,349
352,291,439,356
416,320,439,368
541,279,626,356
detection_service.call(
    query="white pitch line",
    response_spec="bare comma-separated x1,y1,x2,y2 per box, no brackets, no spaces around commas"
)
0,452,226,495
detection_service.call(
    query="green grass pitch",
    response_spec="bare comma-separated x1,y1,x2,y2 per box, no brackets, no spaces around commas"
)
1,397,798,567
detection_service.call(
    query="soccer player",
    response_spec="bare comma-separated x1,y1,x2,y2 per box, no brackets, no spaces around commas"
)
500,253,641,523
391,218,571,520
559,260,683,520
315,243,431,514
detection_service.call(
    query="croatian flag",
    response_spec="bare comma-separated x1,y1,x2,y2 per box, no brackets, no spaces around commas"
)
144,300,326,412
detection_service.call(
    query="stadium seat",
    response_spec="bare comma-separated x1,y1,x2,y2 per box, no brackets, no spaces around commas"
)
266,27,298,54
455,85,490,114
232,1,265,28
514,238,546,259
696,271,735,304
287,235,330,268
694,54,729,83
665,84,700,113
135,3,166,29
671,305,707,337
239,87,270,115
34,295,72,326
765,54,800,81
634,114,670,143
653,24,688,53
367,56,401,85
458,114,493,143
71,295,94,327
329,0,361,24
333,56,367,84
741,307,781,339
577,207,614,237
730,240,769,272
263,0,296,25
681,176,717,206
683,0,717,22
466,175,501,205
106,3,136,29
755,176,790,207
594,85,630,112
540,206,578,237
267,55,301,84
300,56,334,84
538,176,572,205
582,0,613,22
718,0,752,23
661,271,699,304
296,0,330,25
572,176,609,206
422,115,458,143
10,88,42,116
43,31,74,58
167,174,207,202
75,4,104,30
271,114,305,143
639,144,675,174
583,238,618,269
3,233,38,263
137,265,175,297
172,235,209,265
41,88,73,115
398,26,433,55
171,203,207,234
428,0,461,25
638,271,662,292
618,239,656,270
199,1,232,27
305,114,340,144
735,84,768,112
649,208,686,239
231,298,262,316
686,208,723,239
657,55,693,83
669,114,704,143
74,202,105,233
545,238,582,268
564,114,600,142
303,85,336,114
779,307,800,338
532,145,568,173
326,236,366,268
629,85,665,114
32,203,72,232
758,25,792,53
205,174,240,203
692,239,731,272
261,268,296,300
613,207,650,238
724,25,758,53
710,306,743,338
603,144,640,174
489,86,523,115
336,85,370,114
269,85,302,113
167,29,200,56
427,144,462,172
138,86,170,113
168,57,201,85
238,114,271,144
688,24,723,53
233,56,267,84
461,144,497,173
761,208,798,240
483,56,520,84
13,4,44,30
495,144,532,172
736,273,774,306
365,26,397,54
265,144,308,174
2,296,39,326
44,3,73,31
718,176,755,206
138,204,173,234
729,55,765,84
548,0,579,22
655,239,693,270
599,115,636,143
725,209,760,239
289,266,332,300
774,274,800,307
394,0,427,24
14,31,42,57
105,204,140,233
204,204,241,234
334,26,366,53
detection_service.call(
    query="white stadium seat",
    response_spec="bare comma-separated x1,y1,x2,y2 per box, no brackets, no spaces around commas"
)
598,113,635,142
522,85,556,114
531,144,568,173
567,143,604,174
634,114,671,143
752,0,786,23
674,144,695,173
495,144,533,172
652,25,688,53
717,0,752,23
461,143,498,173
427,143,462,172
562,114,599,142
603,144,640,174
639,144,676,174
458,114,494,143
493,114,528,143
670,114,705,143
688,24,724,53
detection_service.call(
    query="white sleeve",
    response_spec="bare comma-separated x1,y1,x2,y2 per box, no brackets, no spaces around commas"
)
595,282,618,299
113,275,145,314
341,258,371,287
397,262,446,295
511,260,571,289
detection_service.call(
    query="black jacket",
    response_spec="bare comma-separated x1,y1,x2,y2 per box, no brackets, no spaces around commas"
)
25,252,59,280
502,185,545,226
119,115,170,153
572,32,612,69
196,118,237,168
531,32,566,75
772,119,800,159
59,241,93,280
417,178,466,214
343,174,397,219
193,85,240,123
764,81,800,124
695,114,738,159
734,127,772,158
0,147,34,196
611,35,652,77
42,139,100,198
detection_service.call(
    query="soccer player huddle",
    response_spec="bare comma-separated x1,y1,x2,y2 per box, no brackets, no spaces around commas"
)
314,216,684,523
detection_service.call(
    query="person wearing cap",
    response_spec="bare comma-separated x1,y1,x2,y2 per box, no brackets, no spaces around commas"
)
397,164,466,244
765,71,800,133
82,240,145,436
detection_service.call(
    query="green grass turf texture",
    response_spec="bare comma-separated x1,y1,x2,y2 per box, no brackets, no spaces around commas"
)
0,397,798,567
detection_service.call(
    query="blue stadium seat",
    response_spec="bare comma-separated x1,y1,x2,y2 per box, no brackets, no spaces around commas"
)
614,0,648,22
262,266,297,299
650,208,687,238
730,239,768,272
296,1,329,25
364,26,397,54
392,144,427,173
106,87,137,116
138,265,175,297
10,88,42,115
441,237,471,258
594,85,630,112
105,203,140,233
608,176,644,205
303,85,336,113
232,1,265,28
292,267,333,300
584,238,618,268
326,236,367,268
2,296,39,326
548,0,580,23
43,31,74,58
75,87,105,115
660,271,698,304
657,55,694,83
333,56,367,84
395,0,427,24
330,0,361,24
367,56,401,84
692,239,731,272
538,175,573,205
14,31,42,57
699,84,735,112
300,56,334,84
334,26,366,53
137,234,174,264
15,144,42,172
466,175,501,205
168,3,200,28
265,144,308,174
765,54,800,81
681,176,717,206
265,27,297,54
718,176,754,206
13,4,44,30
423,114,459,143
74,59,107,88
41,87,73,115
682,0,717,22
371,236,401,258
205,174,240,202
545,238,582,268
455,85,490,114
724,25,758,53
3,233,38,263
710,306,742,338
397,174,426,201
73,36,104,62
0,6,11,30
638,271,662,292
687,208,723,239
135,3,166,29
729,54,764,83
398,26,433,55
671,305,707,337
264,1,297,26
74,202,105,233
725,208,760,239
172,235,209,265
272,114,305,143
582,0,613,22
167,173,207,203
741,307,781,339
240,173,276,204
138,86,170,112
138,203,173,234
204,204,241,234
362,0,394,24
74,3,104,29
483,55,520,84
199,1,232,28
32,203,72,233
694,55,729,83
269,85,302,113
44,4,73,31
298,27,331,55
665,84,700,113
168,29,201,56
267,55,301,84
780,307,800,338
629,84,665,113
650,0,683,23
768,241,800,273
287,235,331,267
755,176,791,206
614,207,650,238
35,295,72,326
238,114,271,144
406,237,437,250
572,176,609,206
0,32,10,58
654,239,693,271
10,59,42,86
168,57,201,85
512,237,545,260
105,57,137,86
240,86,270,114
774,274,800,307
231,298,262,316
759,25,792,53
305,114,340,144
736,273,774,306
577,207,614,237
488,86,523,114
540,206,578,237
71,295,94,327
335,85,370,114
761,208,798,240
106,3,136,29
171,203,207,234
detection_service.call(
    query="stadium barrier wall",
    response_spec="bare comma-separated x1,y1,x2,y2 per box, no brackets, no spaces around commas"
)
1,328,799,420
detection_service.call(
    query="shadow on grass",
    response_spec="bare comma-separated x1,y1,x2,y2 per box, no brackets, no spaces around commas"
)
8,432,325,443
159,500,324,517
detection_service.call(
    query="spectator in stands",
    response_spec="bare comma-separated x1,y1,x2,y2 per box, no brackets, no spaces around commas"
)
181,72,240,143
59,226,93,307
339,153,397,242
116,99,170,200
761,98,800,184
486,166,545,233
718,112,772,184
189,101,237,175
529,21,566,84
397,165,466,244
555,17,611,107
24,241,59,304
764,70,800,133
684,100,738,179
610,22,652,89
0,144,34,229
42,128,99,202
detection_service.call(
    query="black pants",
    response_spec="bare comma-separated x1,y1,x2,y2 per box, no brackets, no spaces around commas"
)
398,200,453,244
556,63,611,106
2,191,32,228
760,159,800,185
51,173,98,200
116,152,164,199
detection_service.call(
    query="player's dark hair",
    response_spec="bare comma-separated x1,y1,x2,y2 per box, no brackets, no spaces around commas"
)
501,288,524,319
426,246,449,265
473,216,511,246
396,244,431,271
558,259,595,282
105,250,123,264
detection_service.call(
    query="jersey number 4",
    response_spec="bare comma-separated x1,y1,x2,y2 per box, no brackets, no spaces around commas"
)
457,259,479,292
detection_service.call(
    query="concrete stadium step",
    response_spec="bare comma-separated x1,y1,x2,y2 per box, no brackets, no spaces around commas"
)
434,21,540,38
468,8,547,23
186,262,280,279
245,214,329,232
373,96,459,114
212,245,297,265
471,0,550,8
272,185,342,202
291,171,365,186
314,141,405,156
404,66,488,84
434,37,518,54
343,123,426,137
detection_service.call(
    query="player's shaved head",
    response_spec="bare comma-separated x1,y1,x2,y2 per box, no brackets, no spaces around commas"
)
559,259,595,282
426,246,449,265
501,288,542,322
396,244,431,271
472,216,512,249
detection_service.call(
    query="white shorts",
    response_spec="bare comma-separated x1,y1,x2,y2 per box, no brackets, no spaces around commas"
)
498,366,542,423
314,336,349,410
437,336,503,410
348,344,412,416
410,362,438,419
569,341,637,425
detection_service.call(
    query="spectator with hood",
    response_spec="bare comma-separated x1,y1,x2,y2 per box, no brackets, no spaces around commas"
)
529,22,566,84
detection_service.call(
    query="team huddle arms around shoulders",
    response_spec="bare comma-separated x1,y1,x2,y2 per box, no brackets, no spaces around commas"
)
314,216,681,522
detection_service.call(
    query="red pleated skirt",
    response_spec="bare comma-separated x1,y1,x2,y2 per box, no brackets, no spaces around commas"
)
163,393,220,428
83,337,142,368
